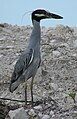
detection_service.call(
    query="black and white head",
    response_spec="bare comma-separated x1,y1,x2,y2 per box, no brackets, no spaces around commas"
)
32,9,63,23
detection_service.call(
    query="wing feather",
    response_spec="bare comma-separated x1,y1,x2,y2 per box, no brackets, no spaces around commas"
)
11,48,34,84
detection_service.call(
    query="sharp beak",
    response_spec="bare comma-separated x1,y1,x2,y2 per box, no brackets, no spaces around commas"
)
47,12,63,19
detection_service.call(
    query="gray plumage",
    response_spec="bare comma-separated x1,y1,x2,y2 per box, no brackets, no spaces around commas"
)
9,20,41,92
9,9,63,106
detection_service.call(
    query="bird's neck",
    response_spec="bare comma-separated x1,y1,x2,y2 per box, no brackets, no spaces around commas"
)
28,20,41,48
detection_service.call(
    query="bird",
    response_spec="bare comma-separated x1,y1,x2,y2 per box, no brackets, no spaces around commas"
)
9,9,63,107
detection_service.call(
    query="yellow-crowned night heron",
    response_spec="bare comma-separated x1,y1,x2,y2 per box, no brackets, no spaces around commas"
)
9,9,63,107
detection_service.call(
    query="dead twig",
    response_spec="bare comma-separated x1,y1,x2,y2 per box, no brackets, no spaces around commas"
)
0,97,25,103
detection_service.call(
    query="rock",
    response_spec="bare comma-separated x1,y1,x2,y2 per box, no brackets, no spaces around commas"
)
73,39,77,48
12,60,17,66
59,43,69,48
49,39,56,45
34,105,42,110
50,110,55,117
38,112,43,118
49,83,58,90
73,111,77,114
42,69,48,76
28,109,36,117
9,107,28,119
0,101,9,119
0,54,3,58
6,46,14,49
0,24,5,27
42,115,50,119
52,50,61,57
0,23,77,119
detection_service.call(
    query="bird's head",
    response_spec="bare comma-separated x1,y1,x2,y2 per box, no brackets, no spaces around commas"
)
32,9,63,22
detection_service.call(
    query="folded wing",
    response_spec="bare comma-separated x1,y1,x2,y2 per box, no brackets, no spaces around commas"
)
9,48,34,92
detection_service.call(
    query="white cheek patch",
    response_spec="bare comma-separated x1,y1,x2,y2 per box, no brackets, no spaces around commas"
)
35,14,46,17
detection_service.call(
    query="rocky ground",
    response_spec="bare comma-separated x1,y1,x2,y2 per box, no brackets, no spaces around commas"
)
0,23,77,119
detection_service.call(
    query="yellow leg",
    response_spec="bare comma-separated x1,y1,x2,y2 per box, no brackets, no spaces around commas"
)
31,77,34,107
25,82,27,106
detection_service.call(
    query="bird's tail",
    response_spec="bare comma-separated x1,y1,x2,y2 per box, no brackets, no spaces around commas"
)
9,80,19,93
9,74,25,93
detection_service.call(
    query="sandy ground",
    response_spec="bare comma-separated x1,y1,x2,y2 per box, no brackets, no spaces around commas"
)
0,23,77,118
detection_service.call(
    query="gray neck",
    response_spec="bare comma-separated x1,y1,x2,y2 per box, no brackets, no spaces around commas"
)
28,20,41,48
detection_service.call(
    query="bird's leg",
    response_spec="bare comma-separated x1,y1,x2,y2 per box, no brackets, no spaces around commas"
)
25,82,27,106
31,77,34,107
